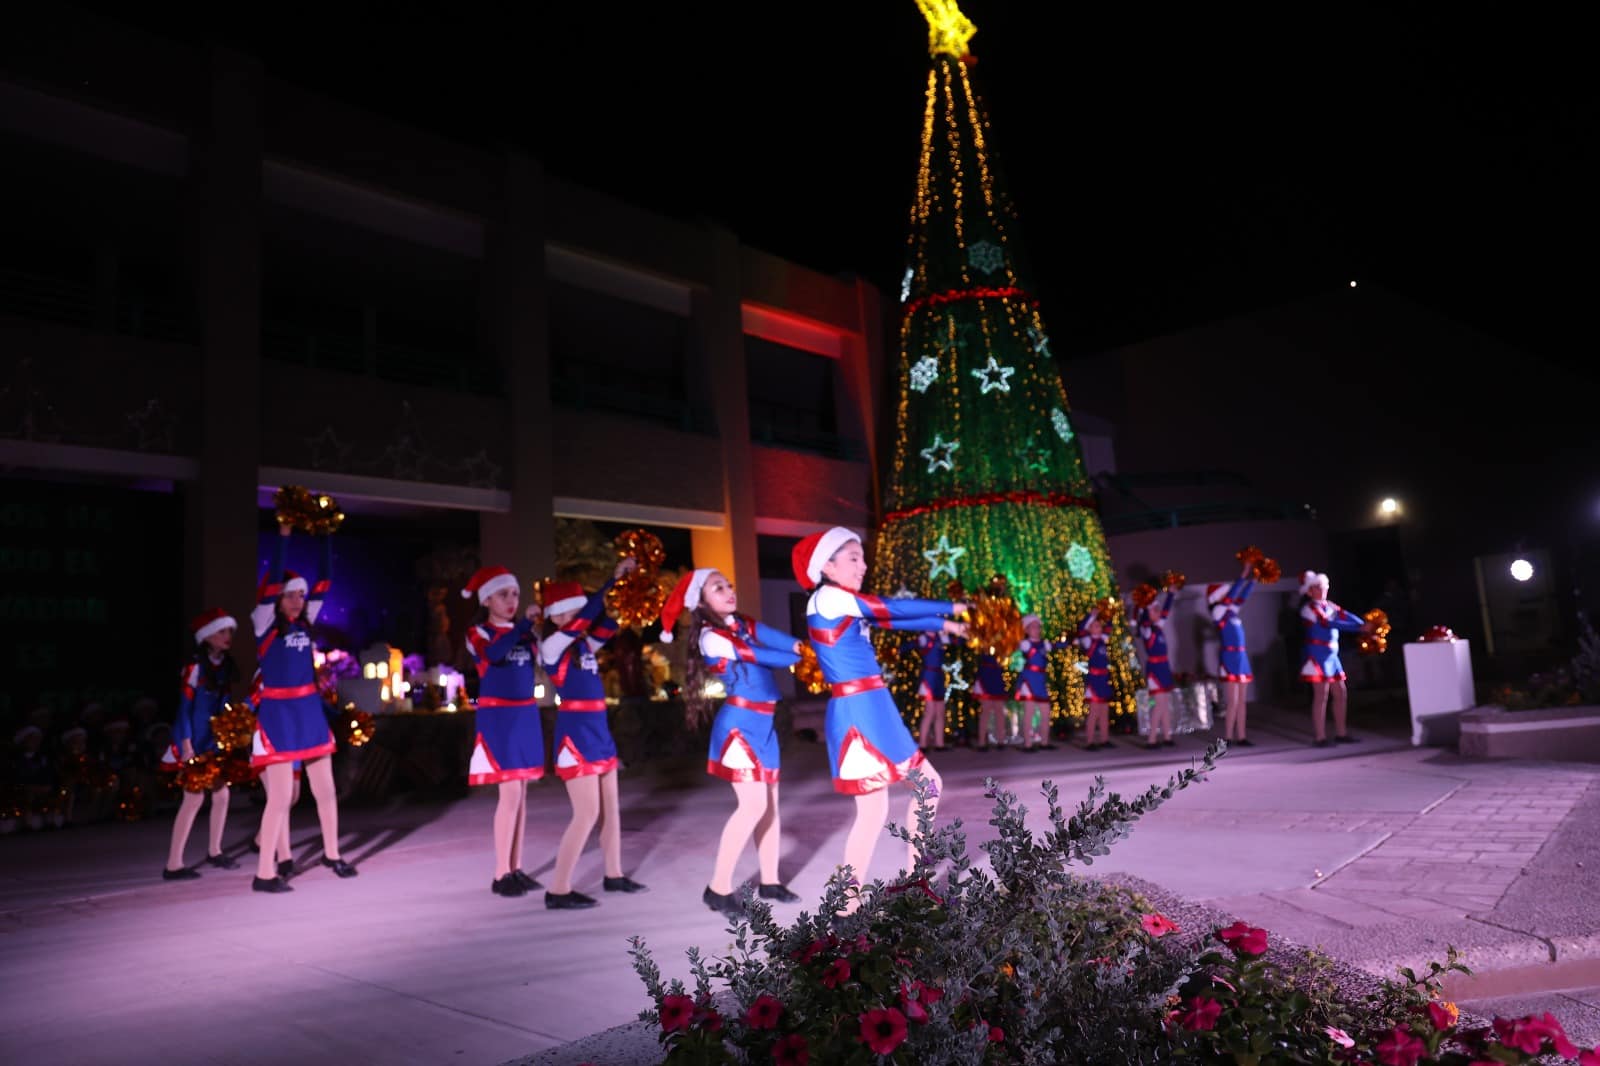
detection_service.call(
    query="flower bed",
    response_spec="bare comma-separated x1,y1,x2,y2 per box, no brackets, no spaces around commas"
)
626,743,1600,1064
1459,705,1600,762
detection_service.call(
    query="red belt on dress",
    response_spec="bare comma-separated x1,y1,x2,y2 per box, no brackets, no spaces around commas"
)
1025,664,1045,672
557,699,607,712
1306,639,1332,647
726,695,776,714
260,683,318,700
830,675,885,698
477,696,538,707
1148,655,1168,663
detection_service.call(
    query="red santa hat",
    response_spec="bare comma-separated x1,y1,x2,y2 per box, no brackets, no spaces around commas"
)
657,568,716,644
462,566,519,604
1299,570,1330,596
259,570,309,600
1206,582,1228,604
790,527,861,590
541,580,588,616
190,607,237,643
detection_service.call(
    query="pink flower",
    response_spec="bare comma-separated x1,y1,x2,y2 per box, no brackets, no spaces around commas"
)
744,994,783,1030
900,983,928,1025
1179,997,1223,1032
859,1007,908,1055
1532,1012,1579,1058
658,993,694,1033
1491,1014,1577,1056
988,1026,1005,1043
1577,1047,1600,1066
821,958,852,989
1141,913,1180,938
695,1007,723,1033
851,934,873,955
1325,1026,1355,1048
1375,1024,1425,1066
774,1033,810,1066
1214,921,1269,957
793,939,829,964
1425,1001,1457,1031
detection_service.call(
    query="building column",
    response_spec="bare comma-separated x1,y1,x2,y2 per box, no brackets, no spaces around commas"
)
184,48,263,659
841,276,888,519
690,225,758,597
480,150,555,586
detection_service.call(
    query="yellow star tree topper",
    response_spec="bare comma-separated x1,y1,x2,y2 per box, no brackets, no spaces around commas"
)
914,0,977,58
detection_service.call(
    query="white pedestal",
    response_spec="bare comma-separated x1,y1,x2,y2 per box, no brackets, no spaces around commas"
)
1403,640,1475,745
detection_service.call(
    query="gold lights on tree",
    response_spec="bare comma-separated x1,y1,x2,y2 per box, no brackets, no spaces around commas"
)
914,0,977,58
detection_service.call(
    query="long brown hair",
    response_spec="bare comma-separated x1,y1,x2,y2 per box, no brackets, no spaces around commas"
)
682,602,739,730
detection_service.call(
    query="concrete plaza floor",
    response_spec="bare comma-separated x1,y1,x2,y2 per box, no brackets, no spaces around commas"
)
3,703,1596,1065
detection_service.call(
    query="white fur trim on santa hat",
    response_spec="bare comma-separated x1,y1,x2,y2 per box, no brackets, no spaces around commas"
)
658,568,716,644
194,613,237,644
805,527,860,587
281,574,309,596
13,725,42,745
1021,613,1041,629
1299,570,1330,596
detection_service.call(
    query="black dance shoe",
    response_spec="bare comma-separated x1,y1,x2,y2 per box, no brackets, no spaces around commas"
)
163,867,201,882
1234,738,1255,747
321,857,359,878
277,860,295,879
513,870,542,891
252,875,293,893
603,875,647,893
544,890,598,910
206,853,240,870
758,883,801,903
703,886,742,916
1335,734,1359,744
491,873,526,897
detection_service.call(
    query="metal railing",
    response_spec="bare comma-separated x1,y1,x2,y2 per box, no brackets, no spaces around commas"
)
1100,499,1316,534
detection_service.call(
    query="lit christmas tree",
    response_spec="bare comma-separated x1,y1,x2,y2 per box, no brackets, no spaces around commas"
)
870,0,1141,735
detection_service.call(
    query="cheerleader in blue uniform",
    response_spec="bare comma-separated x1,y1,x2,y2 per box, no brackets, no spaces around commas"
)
1298,571,1373,746
540,556,642,909
463,566,546,898
1011,614,1052,752
915,631,949,752
161,608,240,880
1135,585,1179,748
972,647,1010,751
1208,560,1257,746
658,568,804,917
1078,608,1115,749
793,528,966,899
249,523,356,893
247,669,298,880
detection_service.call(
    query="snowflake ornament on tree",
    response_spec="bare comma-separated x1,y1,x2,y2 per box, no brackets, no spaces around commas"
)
967,240,1005,275
900,267,913,303
910,356,940,393
1051,407,1075,444
970,356,1015,395
920,433,961,473
1065,542,1095,582
923,534,967,580
1027,326,1052,358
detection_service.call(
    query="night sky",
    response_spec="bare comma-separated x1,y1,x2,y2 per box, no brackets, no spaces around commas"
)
61,2,1588,375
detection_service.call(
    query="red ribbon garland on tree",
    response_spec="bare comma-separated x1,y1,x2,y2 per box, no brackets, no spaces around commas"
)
904,285,1039,317
882,489,1099,524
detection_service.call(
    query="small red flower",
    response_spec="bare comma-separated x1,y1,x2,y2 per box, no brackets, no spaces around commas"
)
851,934,873,955
658,993,695,1033
988,1026,1005,1043
1141,913,1180,938
1493,1015,1548,1056
773,1032,810,1066
860,1007,909,1055
1375,1024,1426,1066
821,958,852,989
1425,1001,1456,1031
900,984,928,1024
1179,997,1223,1032
1577,1047,1600,1066
1214,921,1269,956
695,1007,723,1032
793,939,829,964
919,983,944,1006
744,994,783,1030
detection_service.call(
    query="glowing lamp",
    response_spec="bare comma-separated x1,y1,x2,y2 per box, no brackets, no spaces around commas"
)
1509,559,1534,582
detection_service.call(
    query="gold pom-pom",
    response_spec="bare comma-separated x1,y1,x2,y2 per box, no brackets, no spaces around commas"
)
1130,583,1159,610
177,754,222,793
210,703,257,754
792,643,827,695
966,575,1024,659
1253,557,1282,584
1358,608,1392,655
1095,596,1120,624
1236,545,1265,566
221,755,256,787
274,485,345,535
116,785,145,822
340,707,376,747
605,529,670,628
1160,569,1186,591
